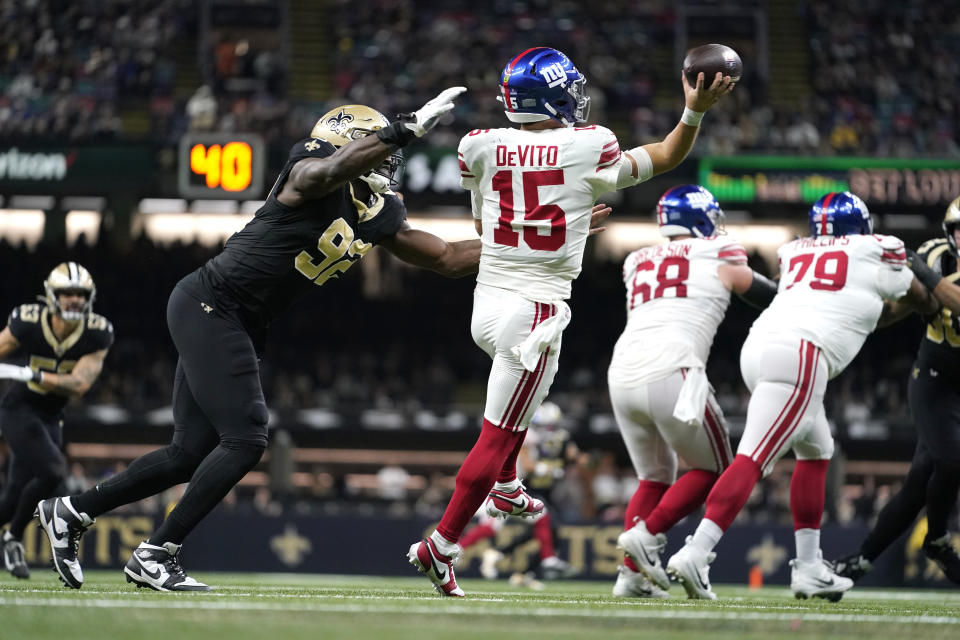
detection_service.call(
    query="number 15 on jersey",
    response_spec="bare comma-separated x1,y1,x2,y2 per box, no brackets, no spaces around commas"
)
491,169,567,251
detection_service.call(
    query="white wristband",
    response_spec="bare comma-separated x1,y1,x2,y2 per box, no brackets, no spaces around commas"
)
681,107,704,127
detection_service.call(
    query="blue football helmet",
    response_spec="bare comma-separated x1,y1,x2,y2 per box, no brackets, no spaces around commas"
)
809,191,872,238
657,185,725,238
499,47,590,126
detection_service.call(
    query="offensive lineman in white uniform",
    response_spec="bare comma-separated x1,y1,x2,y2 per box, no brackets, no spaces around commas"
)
408,46,735,596
609,185,778,598
666,191,943,601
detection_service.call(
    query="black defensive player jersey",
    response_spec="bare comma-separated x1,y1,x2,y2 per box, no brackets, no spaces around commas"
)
915,238,960,377
525,427,571,492
1,303,114,417
179,137,406,341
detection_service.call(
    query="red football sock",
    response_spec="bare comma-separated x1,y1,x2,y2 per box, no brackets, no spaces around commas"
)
436,419,524,542
790,459,830,530
497,429,528,483
703,455,762,531
459,522,498,550
624,479,670,529
644,469,719,535
533,512,555,559
622,479,669,573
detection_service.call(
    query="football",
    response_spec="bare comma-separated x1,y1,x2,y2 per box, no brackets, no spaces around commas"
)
682,44,742,86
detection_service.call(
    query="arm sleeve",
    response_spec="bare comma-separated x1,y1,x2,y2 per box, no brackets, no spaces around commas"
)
615,147,654,190
736,272,778,310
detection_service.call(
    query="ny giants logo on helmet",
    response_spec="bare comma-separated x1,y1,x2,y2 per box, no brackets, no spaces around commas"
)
684,191,716,211
539,63,568,88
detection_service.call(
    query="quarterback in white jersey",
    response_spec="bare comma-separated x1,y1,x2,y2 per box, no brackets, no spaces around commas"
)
408,46,735,598
667,192,942,603
608,185,778,597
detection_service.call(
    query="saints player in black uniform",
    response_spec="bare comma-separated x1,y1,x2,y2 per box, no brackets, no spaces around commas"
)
0,262,112,579
833,196,960,585
35,87,483,592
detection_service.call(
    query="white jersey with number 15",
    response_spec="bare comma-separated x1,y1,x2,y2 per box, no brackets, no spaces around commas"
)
749,233,914,378
458,125,653,301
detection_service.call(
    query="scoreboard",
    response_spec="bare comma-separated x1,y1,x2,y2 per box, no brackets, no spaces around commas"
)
178,133,265,199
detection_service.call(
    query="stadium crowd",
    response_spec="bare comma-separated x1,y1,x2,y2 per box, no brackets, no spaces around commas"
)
2,0,958,159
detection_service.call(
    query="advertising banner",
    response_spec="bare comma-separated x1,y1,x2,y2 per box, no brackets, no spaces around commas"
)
0,145,155,195
17,510,956,588
699,156,960,207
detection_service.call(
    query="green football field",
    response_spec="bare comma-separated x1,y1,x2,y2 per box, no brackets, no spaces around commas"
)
1,572,958,640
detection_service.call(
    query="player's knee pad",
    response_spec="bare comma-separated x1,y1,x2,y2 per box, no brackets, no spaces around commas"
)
219,436,267,469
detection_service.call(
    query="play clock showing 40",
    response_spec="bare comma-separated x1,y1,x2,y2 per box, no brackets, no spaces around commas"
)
178,133,265,199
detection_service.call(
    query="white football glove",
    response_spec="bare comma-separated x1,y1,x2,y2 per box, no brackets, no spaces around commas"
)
0,363,36,383
403,86,467,137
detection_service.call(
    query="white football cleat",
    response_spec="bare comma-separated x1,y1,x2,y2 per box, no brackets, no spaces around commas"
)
124,541,211,591
666,536,717,600
485,485,545,520
35,497,94,589
408,538,464,597
612,565,670,599
790,551,853,602
617,521,670,589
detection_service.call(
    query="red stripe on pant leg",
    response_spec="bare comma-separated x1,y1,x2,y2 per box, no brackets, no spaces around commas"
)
704,403,730,468
700,408,722,471
508,347,550,428
750,341,806,458
701,407,727,472
504,304,554,429
756,342,817,468
750,341,808,459
761,348,822,469
497,303,542,426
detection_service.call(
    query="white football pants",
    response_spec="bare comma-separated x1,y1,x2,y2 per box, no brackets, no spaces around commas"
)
738,334,834,476
471,283,562,432
609,369,732,484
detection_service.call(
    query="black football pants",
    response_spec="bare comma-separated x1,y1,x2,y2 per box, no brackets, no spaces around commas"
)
0,407,66,539
72,285,268,544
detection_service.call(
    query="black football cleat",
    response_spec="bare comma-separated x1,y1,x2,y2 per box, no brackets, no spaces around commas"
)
124,541,212,592
923,535,960,585
831,553,872,583
35,497,94,589
2,531,29,579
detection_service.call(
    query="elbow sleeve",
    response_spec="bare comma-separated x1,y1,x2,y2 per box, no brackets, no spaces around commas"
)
616,147,654,189
737,272,779,310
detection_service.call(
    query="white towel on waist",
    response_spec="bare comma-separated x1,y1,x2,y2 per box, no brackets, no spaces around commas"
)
511,301,571,372
673,366,709,425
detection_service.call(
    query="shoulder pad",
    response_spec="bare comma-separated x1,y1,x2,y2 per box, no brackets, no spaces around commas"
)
12,303,42,324
86,313,113,333
917,237,948,260
291,137,336,161
715,240,748,264
875,235,907,268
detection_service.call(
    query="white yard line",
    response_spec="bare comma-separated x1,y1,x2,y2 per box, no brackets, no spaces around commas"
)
0,596,958,625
